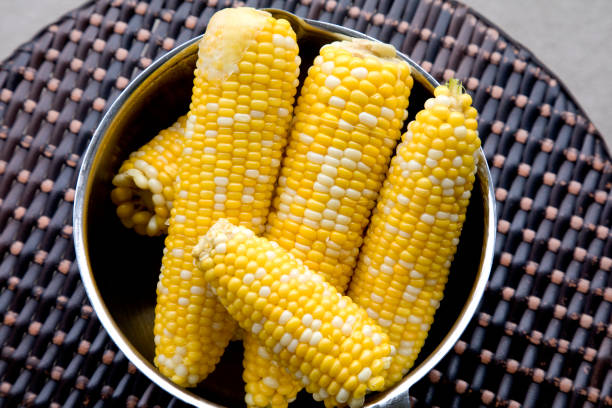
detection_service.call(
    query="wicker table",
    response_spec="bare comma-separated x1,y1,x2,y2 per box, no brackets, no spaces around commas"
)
0,0,609,407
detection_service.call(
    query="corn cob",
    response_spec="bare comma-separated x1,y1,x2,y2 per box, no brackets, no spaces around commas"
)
347,80,480,385
266,38,413,292
242,39,413,407
154,7,300,387
193,219,394,408
111,115,187,236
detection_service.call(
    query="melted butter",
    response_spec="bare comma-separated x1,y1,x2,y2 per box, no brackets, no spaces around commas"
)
327,38,399,61
197,8,271,81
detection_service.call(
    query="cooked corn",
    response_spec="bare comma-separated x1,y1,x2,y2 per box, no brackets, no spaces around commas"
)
347,79,480,385
153,7,300,387
193,219,393,408
266,38,413,292
245,38,413,407
111,115,187,236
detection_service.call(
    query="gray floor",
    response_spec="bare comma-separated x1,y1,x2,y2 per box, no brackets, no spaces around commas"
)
0,0,610,148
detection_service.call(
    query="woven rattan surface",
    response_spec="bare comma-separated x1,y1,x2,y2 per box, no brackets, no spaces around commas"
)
0,0,609,407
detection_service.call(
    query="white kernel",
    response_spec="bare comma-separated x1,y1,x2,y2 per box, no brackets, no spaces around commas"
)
336,214,350,225
279,310,293,325
180,270,191,280
234,113,251,122
454,125,467,138
370,293,384,303
441,178,455,188
307,151,325,164
327,198,341,210
452,237,460,246
346,188,360,200
366,308,379,319
205,130,218,137
425,157,438,168
385,223,398,234
252,323,262,334
443,188,455,196
250,110,265,118
381,106,395,119
217,117,233,126
175,364,187,377
172,248,184,258
372,333,382,345
288,339,298,353
259,286,270,297
437,211,450,219
450,213,459,222
311,319,322,330
358,112,377,127
334,223,349,233
407,160,422,170
324,75,341,89
453,156,463,167
456,176,466,186
358,367,372,382
317,173,335,187
328,96,346,108
394,315,407,324
367,265,379,277
178,190,188,198
214,176,229,186
273,343,283,354
321,61,335,74
378,318,392,327
397,193,410,206
428,149,444,160
340,157,357,170
175,214,186,223
330,186,345,198
421,213,435,224
380,264,393,274
309,331,322,346
300,328,312,343
357,162,371,172
280,333,293,346
255,267,266,279
245,169,259,178
304,209,323,221
262,376,279,389
332,316,343,329
350,67,368,79
461,191,471,199
206,102,219,112
190,286,205,295
214,193,226,202
321,164,338,177
215,242,226,254
336,388,349,404
278,107,289,117
178,297,189,306
243,273,254,284
313,181,330,193
302,314,313,326
299,133,314,144
338,119,354,131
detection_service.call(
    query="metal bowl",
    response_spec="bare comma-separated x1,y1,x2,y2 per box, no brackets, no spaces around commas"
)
74,10,496,408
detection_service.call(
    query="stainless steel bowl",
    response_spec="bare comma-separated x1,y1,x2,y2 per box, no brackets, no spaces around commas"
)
74,10,496,408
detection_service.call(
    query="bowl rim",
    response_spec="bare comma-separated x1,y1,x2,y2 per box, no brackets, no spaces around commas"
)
74,12,496,408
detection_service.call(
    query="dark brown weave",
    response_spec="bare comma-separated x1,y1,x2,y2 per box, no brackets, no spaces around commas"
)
0,0,609,407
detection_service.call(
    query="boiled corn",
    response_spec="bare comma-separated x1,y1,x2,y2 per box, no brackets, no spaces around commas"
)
154,7,300,387
347,79,480,385
193,219,393,408
111,115,187,236
244,38,413,407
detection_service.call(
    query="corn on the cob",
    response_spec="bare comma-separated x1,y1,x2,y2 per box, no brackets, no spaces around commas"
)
154,7,300,387
243,331,300,407
111,115,187,236
347,80,480,385
193,219,394,408
242,39,413,407
266,38,413,292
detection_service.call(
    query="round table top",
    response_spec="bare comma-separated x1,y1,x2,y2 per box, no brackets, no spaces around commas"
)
0,0,609,407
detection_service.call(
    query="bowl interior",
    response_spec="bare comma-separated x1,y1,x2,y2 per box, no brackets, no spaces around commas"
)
77,23,491,407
